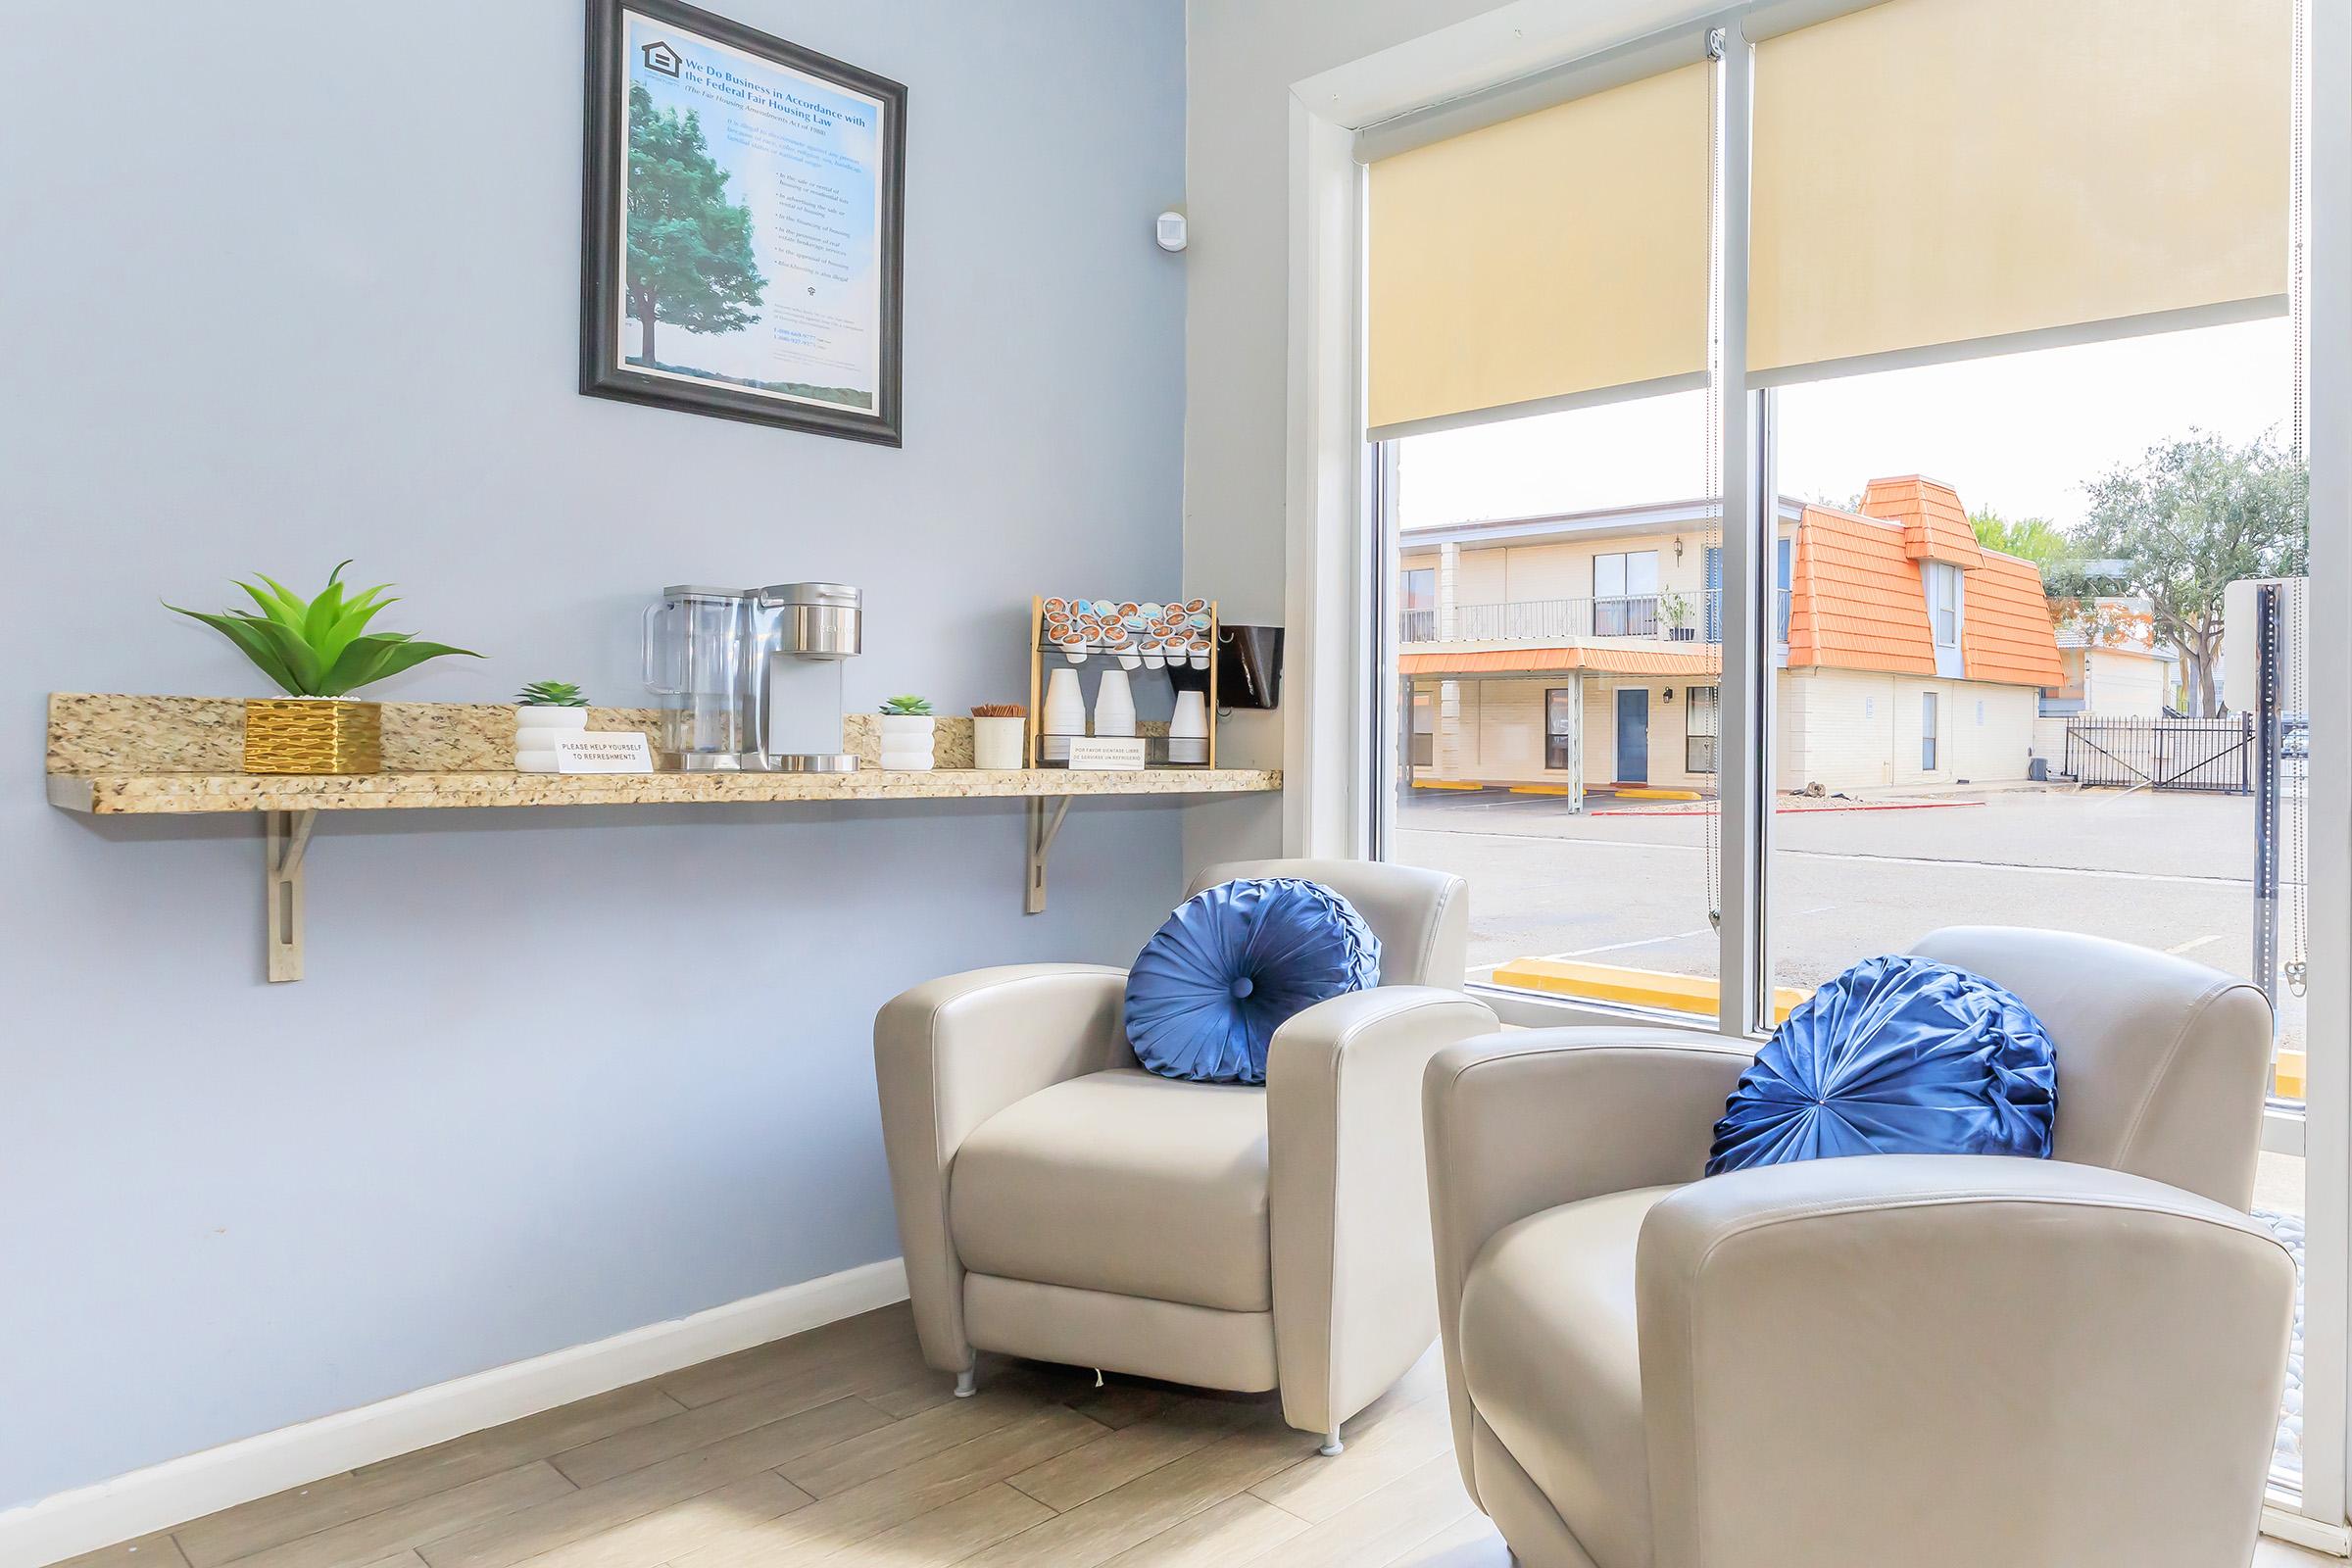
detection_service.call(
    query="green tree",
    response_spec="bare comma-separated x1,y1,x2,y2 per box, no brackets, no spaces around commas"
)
2073,431,2308,716
1972,506,2094,630
1969,507,2077,574
624,82,765,367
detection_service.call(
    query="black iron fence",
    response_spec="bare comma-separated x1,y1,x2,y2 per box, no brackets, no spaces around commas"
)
2062,714,2254,794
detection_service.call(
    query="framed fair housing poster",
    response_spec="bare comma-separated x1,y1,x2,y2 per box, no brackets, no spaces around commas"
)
581,0,906,445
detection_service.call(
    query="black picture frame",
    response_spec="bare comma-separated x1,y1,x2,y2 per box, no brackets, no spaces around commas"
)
581,0,906,445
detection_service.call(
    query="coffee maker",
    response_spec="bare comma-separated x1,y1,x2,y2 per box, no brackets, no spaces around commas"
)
642,582,861,771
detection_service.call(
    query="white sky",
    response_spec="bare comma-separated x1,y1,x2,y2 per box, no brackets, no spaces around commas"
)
1396,318,2294,530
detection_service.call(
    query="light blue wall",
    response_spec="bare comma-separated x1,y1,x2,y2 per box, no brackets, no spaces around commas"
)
0,0,1186,1509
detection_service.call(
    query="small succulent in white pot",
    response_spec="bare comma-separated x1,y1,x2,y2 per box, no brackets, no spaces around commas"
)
515,680,590,771
878,695,937,771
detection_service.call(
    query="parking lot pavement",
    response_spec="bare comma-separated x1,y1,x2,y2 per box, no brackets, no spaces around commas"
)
1392,782,2308,1053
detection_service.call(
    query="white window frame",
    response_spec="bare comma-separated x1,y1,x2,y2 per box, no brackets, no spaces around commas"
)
1288,0,2351,1544
1929,561,1961,647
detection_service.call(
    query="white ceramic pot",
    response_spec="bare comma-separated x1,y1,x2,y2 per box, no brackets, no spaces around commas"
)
516,706,590,734
879,713,937,770
972,715,1025,770
514,706,587,768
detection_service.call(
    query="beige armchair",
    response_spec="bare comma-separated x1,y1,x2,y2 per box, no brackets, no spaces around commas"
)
1425,927,2296,1568
875,858,1495,1449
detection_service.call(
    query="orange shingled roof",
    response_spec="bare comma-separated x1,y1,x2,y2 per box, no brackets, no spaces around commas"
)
1786,491,2063,688
1787,506,1937,675
1961,549,2066,687
1398,646,1721,677
1860,476,1984,568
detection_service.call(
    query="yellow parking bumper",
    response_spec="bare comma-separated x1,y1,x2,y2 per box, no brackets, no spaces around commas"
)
1492,956,1809,1024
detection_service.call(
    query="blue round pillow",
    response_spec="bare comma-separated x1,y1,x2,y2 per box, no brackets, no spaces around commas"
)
1125,878,1383,1084
1708,954,2057,1175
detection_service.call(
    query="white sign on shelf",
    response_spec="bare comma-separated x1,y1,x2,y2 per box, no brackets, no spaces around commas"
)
1065,737,1148,772
552,732,657,774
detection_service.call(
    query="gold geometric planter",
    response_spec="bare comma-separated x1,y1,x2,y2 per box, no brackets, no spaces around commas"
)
242,698,383,774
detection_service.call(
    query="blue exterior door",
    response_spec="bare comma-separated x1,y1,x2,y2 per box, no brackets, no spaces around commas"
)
1615,688,1650,782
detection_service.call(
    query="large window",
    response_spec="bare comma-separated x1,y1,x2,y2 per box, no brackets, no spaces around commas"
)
1362,0,2332,1517
1592,550,1661,635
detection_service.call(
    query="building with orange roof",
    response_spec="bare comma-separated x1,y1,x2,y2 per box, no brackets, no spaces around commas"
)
1398,477,2068,798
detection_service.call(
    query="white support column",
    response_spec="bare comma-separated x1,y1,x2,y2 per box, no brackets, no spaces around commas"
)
1712,24,1767,1039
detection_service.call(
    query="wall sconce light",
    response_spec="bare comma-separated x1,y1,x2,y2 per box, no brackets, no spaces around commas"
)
1661,687,1675,703
1673,536,1685,563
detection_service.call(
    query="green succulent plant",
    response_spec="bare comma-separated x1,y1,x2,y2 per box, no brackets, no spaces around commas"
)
878,695,935,715
515,680,588,708
168,562,480,698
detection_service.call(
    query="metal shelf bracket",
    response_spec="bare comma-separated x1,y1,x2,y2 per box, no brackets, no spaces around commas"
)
1026,796,1072,914
266,809,316,982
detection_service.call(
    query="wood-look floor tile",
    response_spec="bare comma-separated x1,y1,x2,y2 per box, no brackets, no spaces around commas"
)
1001,1393,1270,1512
668,1405,1109,1568
654,1307,914,1410
851,1350,1031,1420
177,1386,680,1567
961,1418,1324,1568
775,1385,1044,1497
416,1420,827,1568
1095,1493,1310,1567
357,1387,688,1485
487,1472,809,1568
1239,1451,1475,1568
1383,1512,1514,1568
801,1482,1052,1567
1248,1388,1453,1521
1057,1380,1183,1432
551,1384,890,1491
48,1530,193,1567
214,1463,578,1568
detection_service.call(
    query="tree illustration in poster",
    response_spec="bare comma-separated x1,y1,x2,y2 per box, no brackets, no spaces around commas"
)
624,81,767,372
583,0,905,443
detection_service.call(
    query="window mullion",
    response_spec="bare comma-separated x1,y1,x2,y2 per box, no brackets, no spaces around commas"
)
1713,24,1767,1038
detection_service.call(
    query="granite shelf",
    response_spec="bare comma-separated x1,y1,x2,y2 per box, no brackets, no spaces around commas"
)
44,765,1282,815
46,694,1281,980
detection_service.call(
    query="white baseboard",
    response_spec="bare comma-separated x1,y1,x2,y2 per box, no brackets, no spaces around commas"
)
0,1256,908,1568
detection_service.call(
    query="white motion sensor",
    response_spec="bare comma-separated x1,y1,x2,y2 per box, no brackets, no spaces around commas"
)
1154,211,1187,252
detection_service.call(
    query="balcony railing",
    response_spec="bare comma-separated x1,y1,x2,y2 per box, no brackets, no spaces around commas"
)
1401,588,1791,645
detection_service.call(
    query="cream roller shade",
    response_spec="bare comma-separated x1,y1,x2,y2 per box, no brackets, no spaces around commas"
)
1750,0,2291,382
1366,62,1711,436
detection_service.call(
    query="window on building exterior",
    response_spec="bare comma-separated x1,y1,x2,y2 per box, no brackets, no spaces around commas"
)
1592,550,1661,635
1921,690,1939,770
1777,537,1792,643
1401,566,1437,643
1544,687,1576,769
1929,562,1961,647
1686,685,1719,773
